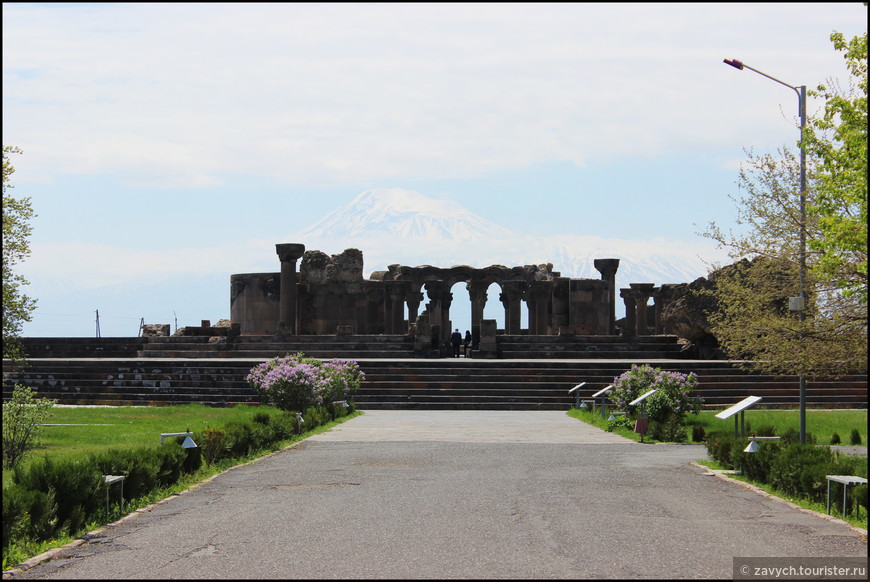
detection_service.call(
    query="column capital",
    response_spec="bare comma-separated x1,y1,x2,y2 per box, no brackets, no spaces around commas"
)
466,281,488,303
276,243,305,263
593,258,620,279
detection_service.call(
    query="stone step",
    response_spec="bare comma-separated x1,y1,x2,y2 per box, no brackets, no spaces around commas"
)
137,350,416,359
4,357,866,410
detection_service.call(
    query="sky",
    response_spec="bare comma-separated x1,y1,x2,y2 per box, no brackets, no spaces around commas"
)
3,2,867,337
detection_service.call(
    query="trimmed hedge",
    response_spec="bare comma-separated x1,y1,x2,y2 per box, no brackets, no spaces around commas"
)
705,430,868,514
2,403,355,553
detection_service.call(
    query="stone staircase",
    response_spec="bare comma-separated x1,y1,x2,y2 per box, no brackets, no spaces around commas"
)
495,335,686,359
3,357,866,410
136,334,417,359
10,334,685,360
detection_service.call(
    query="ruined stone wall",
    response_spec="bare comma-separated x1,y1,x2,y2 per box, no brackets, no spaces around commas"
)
230,243,621,338
298,249,374,335
230,273,280,334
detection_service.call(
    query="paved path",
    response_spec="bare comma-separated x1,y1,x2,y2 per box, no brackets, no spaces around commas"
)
7,411,866,579
308,409,636,443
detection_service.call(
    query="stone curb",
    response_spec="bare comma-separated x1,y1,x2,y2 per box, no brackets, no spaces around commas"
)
690,462,868,540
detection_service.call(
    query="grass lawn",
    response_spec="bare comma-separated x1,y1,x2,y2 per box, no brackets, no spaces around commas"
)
684,408,867,445
568,406,867,446
4,403,294,485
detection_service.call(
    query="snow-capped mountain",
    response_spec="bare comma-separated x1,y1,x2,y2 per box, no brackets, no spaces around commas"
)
301,188,515,242
293,188,720,291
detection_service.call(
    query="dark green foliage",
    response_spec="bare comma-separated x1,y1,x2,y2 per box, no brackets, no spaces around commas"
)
704,434,868,514
252,411,272,425
754,425,777,437
605,416,633,432
705,432,738,467
850,428,862,445
200,427,226,465
831,432,841,444
220,422,256,458
2,487,56,546
691,424,706,443
91,447,160,501
779,427,816,445
649,413,687,443
740,440,781,482
6,456,102,542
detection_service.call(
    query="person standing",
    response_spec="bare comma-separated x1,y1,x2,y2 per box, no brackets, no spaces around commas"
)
450,328,462,358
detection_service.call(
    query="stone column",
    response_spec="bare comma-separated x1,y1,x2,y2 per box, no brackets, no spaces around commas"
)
406,291,424,331
467,280,488,342
425,281,453,350
630,283,656,336
619,288,637,337
275,243,305,335
499,281,525,334
385,281,408,334
594,258,620,335
526,281,553,335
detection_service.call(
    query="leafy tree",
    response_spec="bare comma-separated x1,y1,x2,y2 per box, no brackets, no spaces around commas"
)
803,29,867,304
701,23,868,378
701,148,867,377
2,146,37,361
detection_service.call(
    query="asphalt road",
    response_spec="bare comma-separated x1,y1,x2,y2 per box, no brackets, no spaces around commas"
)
6,410,867,579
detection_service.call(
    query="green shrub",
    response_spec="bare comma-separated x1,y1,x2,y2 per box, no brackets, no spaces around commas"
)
221,422,255,458
252,411,272,425
779,427,816,445
649,413,687,443
90,447,161,501
853,484,868,515
831,432,842,445
200,427,226,465
2,385,56,470
769,444,833,498
605,416,633,432
740,440,780,482
705,432,739,468
755,425,777,437
609,364,703,424
8,456,103,540
2,486,57,545
691,424,706,443
850,428,862,445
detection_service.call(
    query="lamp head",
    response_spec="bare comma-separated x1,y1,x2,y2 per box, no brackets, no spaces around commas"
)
723,58,744,70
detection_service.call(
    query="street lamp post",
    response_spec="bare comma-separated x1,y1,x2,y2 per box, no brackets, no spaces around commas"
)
723,58,807,445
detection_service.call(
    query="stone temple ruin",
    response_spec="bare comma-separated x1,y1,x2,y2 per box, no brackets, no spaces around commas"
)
228,243,689,357
8,242,865,409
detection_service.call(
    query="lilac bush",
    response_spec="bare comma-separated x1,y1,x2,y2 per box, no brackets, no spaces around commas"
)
246,353,364,412
609,364,703,423
609,363,659,414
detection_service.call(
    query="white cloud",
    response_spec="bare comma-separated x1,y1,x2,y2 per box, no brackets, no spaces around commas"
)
20,239,278,291
4,3,864,188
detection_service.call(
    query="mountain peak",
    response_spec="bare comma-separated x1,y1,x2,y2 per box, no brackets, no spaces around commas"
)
299,188,515,242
